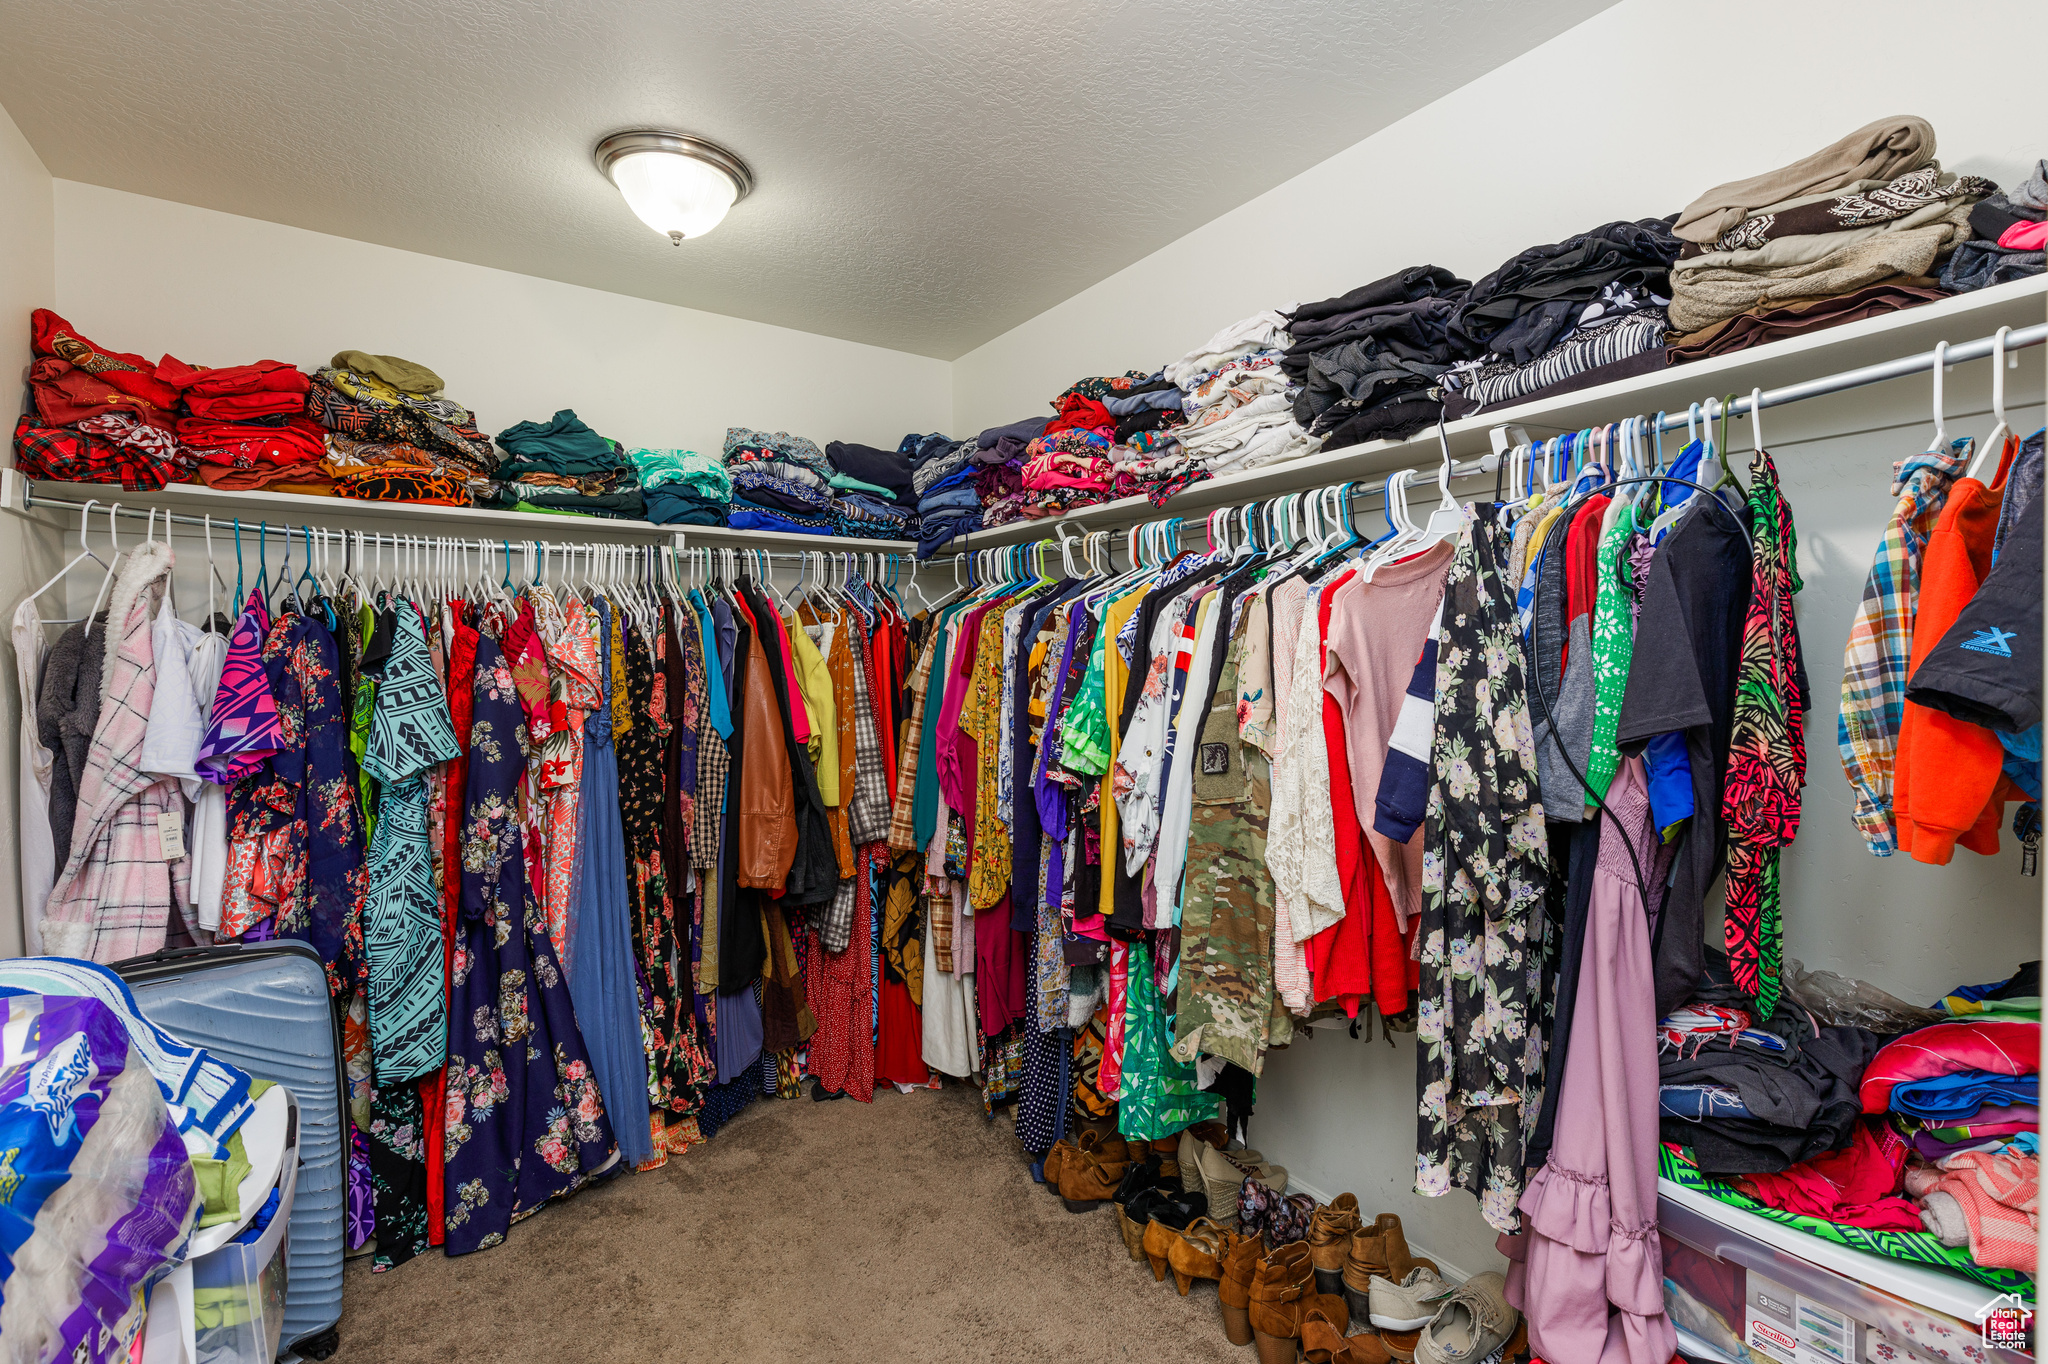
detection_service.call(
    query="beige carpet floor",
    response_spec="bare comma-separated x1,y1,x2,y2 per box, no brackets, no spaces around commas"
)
335,1082,1247,1363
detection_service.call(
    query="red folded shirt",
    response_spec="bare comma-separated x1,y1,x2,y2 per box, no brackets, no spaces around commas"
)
31,357,180,430
31,309,180,410
159,355,310,420
1044,393,1116,440
180,416,326,468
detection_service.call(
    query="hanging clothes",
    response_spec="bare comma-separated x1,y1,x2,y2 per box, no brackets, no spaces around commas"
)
442,632,615,1256
1415,506,1550,1234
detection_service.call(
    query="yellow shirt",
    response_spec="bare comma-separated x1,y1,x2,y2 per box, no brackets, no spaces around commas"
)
786,611,838,800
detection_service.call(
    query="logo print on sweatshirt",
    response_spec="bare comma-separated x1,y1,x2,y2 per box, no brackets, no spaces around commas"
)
1960,626,2017,658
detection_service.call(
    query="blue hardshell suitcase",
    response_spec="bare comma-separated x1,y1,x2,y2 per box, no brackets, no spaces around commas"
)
114,941,346,1360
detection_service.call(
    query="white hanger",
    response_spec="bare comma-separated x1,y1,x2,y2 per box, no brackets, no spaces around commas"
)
1967,326,2012,481
85,502,125,627
31,497,108,612
1925,340,1950,455
1748,388,1766,459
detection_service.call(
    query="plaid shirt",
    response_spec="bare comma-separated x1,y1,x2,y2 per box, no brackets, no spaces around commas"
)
888,626,940,852
42,541,189,962
1837,438,1971,855
13,413,179,490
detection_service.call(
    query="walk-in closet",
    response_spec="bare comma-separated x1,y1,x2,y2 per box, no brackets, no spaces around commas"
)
0,2,2044,1362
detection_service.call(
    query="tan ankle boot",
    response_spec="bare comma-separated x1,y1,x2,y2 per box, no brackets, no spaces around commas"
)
1306,1192,1362,1294
1247,1241,1317,1364
1218,1231,1263,1345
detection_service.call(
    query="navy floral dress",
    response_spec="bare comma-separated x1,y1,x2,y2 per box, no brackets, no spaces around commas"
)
441,634,615,1255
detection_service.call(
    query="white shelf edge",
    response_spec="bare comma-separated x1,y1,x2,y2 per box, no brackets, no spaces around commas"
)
954,273,2048,550
3,475,920,554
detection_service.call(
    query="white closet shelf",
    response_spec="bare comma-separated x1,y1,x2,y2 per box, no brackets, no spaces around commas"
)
0,470,921,554
953,273,2048,549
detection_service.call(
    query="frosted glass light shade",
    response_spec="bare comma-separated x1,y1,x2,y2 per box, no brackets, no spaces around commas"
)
594,131,753,244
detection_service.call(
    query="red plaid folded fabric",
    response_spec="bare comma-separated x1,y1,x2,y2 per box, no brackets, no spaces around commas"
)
13,413,176,490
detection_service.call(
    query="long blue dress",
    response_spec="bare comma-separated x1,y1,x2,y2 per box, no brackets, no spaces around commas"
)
564,601,654,1166
442,634,615,1255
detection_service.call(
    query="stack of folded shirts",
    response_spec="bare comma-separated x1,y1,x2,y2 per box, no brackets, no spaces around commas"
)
154,354,327,494
724,427,835,534
828,493,913,540
906,431,982,550
1440,282,1671,415
1669,117,1988,332
494,409,644,518
1282,268,1470,448
634,447,731,525
1666,277,1950,365
1657,959,1881,1176
1943,157,2046,294
15,310,190,490
826,438,917,509
974,458,1028,529
306,351,498,501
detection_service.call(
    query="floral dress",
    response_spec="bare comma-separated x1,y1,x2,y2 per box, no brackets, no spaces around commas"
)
442,634,615,1256
1415,506,1551,1234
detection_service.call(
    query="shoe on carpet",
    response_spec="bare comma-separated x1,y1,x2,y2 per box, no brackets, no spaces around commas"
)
1413,1272,1519,1364
1140,1190,1210,1282
1056,1144,1129,1213
1113,1153,1163,1209
1368,1267,1449,1332
1041,1136,1077,1190
1304,1304,1393,1364
1247,1240,1329,1364
1195,1143,1287,1227
1164,1215,1243,1296
1120,1187,1171,1262
1341,1213,1439,1324
1306,1192,1362,1294
1217,1229,1263,1346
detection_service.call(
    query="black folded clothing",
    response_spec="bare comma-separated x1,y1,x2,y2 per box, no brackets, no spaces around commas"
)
1450,217,1682,363
1286,265,1469,339
826,439,916,506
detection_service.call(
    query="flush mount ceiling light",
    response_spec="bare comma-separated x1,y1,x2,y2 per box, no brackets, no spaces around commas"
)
594,130,754,244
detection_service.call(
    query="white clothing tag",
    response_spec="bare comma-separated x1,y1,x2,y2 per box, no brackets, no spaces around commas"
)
157,810,187,862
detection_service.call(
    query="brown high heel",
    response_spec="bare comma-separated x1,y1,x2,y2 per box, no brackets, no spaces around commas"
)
1141,1216,1179,1282
1164,1216,1240,1296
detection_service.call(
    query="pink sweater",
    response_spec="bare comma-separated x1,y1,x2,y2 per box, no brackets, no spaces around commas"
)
1321,541,1453,929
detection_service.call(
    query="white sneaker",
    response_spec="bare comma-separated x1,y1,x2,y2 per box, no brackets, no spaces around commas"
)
1368,1266,1449,1331
1414,1271,1520,1364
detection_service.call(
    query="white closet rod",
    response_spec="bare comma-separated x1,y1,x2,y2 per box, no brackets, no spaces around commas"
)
1639,319,2047,433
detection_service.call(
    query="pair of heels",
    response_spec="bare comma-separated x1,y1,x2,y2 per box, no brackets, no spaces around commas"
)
1145,1214,1244,1296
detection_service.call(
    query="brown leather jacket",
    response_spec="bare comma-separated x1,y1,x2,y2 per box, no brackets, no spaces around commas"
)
736,620,796,889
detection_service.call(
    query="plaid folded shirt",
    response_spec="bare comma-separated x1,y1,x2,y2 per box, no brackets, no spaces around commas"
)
13,413,179,490
1838,437,1972,855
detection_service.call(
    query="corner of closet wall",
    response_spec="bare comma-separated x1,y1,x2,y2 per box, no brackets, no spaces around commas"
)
947,0,2048,1280
0,98,63,958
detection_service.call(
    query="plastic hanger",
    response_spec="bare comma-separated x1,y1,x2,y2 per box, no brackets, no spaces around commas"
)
32,497,108,615
1967,327,2011,481
82,502,125,627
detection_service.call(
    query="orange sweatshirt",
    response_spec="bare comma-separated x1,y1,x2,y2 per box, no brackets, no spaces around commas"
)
1896,448,2018,864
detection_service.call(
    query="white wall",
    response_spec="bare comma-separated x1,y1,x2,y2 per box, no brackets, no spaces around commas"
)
52,181,952,460
0,101,63,958
950,0,2047,433
946,0,2048,1278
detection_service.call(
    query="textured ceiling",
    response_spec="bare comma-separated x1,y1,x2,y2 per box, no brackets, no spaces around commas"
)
0,0,1615,358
